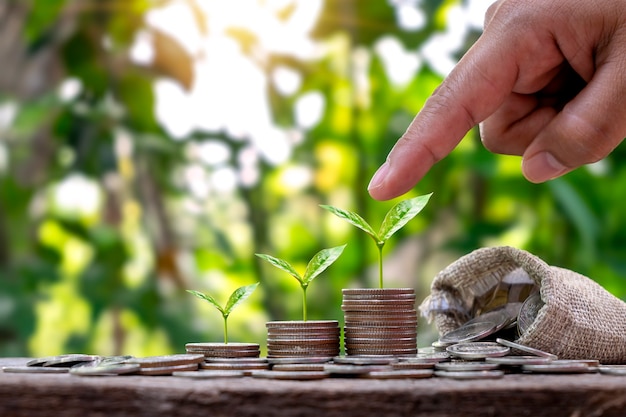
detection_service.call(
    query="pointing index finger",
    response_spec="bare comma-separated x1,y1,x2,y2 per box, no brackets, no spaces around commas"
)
367,33,518,200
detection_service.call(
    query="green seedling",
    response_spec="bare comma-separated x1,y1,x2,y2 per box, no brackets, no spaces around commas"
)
187,282,259,344
321,193,432,289
256,245,346,321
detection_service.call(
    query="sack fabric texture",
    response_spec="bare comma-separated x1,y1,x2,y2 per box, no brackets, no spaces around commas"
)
421,246,626,364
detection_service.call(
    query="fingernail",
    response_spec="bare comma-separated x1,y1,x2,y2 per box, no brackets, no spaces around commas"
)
522,151,567,183
368,162,390,191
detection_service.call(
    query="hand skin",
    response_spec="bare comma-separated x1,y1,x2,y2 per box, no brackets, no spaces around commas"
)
368,0,626,201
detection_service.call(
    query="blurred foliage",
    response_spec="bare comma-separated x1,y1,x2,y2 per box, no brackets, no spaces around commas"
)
0,0,625,358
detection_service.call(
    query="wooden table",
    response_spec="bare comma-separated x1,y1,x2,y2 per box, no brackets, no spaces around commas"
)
2,358,626,416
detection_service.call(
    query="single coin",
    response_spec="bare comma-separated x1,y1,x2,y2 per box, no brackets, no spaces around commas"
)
2,366,69,374
435,362,500,372
267,357,333,365
518,293,544,335
485,356,554,366
431,340,454,350
400,353,451,364
439,322,497,344
553,359,600,367
434,370,504,380
70,363,141,376
271,363,326,372
446,342,510,360
26,354,93,367
138,363,199,376
173,370,245,378
495,338,558,359
127,354,205,368
364,369,434,379
333,356,397,365
251,370,329,380
42,354,101,368
522,363,596,374
599,365,626,376
324,364,393,374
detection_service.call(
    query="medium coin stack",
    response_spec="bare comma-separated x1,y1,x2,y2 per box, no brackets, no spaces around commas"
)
185,342,261,358
266,320,340,359
342,288,418,356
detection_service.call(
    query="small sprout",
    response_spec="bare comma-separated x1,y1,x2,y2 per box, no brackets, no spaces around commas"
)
187,282,259,344
321,193,432,288
256,245,346,321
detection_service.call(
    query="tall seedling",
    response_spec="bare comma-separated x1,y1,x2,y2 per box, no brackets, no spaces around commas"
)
321,193,432,288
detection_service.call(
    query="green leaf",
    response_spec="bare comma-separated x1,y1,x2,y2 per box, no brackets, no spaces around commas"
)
224,282,259,316
302,245,346,286
379,193,432,242
320,205,378,241
186,290,225,315
255,253,303,284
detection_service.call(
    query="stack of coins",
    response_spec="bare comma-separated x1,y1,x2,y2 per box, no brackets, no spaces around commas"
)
342,288,417,356
266,320,340,359
185,342,260,359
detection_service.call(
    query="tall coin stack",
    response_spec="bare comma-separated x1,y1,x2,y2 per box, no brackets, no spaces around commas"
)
266,320,340,359
342,288,418,356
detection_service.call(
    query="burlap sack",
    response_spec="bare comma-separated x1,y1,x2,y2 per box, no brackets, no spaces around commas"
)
419,246,626,364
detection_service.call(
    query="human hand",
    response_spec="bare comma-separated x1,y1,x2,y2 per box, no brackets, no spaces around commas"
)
368,0,626,201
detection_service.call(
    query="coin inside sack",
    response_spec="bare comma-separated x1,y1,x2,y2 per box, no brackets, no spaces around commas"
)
495,338,558,359
517,292,544,335
446,342,510,360
439,322,496,345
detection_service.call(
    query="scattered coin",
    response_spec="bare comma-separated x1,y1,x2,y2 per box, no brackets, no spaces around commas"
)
439,322,497,345
495,338,558,359
518,293,544,335
127,354,205,368
43,354,100,368
271,363,326,372
267,357,333,365
173,370,246,378
364,369,434,379
434,370,504,380
485,356,554,366
522,362,596,374
333,356,397,365
392,361,436,370
324,364,393,375
138,363,199,376
435,361,500,372
251,370,329,380
446,342,510,360
69,363,141,376
599,365,626,376
2,366,70,374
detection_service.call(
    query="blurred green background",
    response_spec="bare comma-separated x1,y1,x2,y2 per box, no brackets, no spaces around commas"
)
1,0,625,358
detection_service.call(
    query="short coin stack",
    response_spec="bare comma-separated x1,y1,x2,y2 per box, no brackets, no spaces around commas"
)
266,320,340,359
342,288,418,356
185,342,260,359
